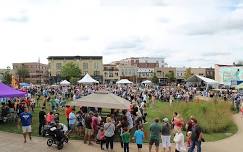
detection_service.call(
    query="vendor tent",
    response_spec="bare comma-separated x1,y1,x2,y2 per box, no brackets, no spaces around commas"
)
0,82,26,97
141,80,152,84
19,82,30,87
60,80,70,85
78,73,99,84
187,75,219,89
236,83,243,90
116,79,133,84
76,92,130,109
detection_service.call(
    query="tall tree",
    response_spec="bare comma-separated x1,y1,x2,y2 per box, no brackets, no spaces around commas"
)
61,62,81,81
16,67,29,82
151,73,159,84
2,67,12,84
165,71,176,82
184,68,193,80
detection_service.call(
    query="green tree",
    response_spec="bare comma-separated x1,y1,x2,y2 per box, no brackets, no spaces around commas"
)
16,66,29,82
165,71,176,82
151,73,159,84
184,68,193,80
61,62,81,81
2,67,12,84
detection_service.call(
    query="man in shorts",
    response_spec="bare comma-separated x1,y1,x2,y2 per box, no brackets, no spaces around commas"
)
20,107,32,143
149,118,162,152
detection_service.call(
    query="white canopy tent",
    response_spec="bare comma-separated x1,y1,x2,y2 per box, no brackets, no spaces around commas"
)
187,75,219,90
76,92,131,109
141,80,152,84
78,73,99,84
60,80,70,85
116,79,133,84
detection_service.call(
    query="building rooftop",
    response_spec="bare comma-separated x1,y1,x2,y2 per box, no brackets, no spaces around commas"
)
47,56,103,60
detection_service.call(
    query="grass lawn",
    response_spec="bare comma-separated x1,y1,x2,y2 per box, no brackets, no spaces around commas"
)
0,99,238,142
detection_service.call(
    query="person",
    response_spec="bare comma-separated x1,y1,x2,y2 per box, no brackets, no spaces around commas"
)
121,128,130,152
171,112,178,129
50,97,56,111
134,125,144,152
104,117,115,151
97,127,106,150
186,131,192,151
92,113,99,138
69,108,76,132
19,107,32,143
46,111,54,124
161,118,171,152
65,105,72,130
240,103,243,118
38,107,46,136
189,119,203,152
84,112,93,145
149,118,162,152
173,127,186,152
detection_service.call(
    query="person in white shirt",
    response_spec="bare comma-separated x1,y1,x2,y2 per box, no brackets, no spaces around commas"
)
173,127,186,152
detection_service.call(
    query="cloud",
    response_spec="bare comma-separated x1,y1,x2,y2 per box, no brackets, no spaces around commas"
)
105,37,145,51
202,52,231,57
100,0,167,6
75,36,90,41
158,17,170,23
184,16,243,35
5,15,29,23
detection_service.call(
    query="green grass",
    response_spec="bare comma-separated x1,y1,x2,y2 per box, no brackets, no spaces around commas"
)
0,99,238,142
144,101,238,142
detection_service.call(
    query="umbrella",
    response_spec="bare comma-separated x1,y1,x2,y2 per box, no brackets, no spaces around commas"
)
76,92,130,109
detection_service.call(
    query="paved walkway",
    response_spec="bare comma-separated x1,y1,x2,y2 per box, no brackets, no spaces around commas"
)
0,114,242,152
203,114,243,152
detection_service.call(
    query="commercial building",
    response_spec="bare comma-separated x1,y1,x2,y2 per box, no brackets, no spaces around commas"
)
119,57,167,68
117,64,138,83
103,64,120,84
215,64,243,85
12,62,48,84
47,56,103,83
155,67,176,84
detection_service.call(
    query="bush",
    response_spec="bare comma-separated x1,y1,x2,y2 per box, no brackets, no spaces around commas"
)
147,101,234,133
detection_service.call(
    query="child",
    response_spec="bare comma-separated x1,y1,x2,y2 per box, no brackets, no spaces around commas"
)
186,131,192,151
134,125,144,152
121,128,130,152
97,127,105,150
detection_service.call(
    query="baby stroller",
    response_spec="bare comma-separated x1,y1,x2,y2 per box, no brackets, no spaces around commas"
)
46,123,69,150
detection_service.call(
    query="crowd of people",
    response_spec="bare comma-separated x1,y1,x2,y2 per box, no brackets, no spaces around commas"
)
0,83,243,152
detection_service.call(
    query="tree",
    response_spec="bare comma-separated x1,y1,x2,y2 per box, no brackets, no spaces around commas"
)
184,68,193,80
16,66,29,82
151,73,159,84
2,67,12,84
234,61,243,66
165,71,176,82
61,62,81,81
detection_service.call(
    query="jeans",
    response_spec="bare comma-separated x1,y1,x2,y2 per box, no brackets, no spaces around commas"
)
189,140,201,152
100,139,105,149
123,143,129,152
105,136,114,150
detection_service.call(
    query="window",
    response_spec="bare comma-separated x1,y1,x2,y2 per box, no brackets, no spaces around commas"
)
83,63,88,70
94,62,99,70
109,72,113,77
115,72,118,77
104,72,108,77
94,71,100,76
56,63,62,70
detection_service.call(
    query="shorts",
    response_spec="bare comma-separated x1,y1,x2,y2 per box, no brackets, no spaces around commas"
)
69,124,75,130
161,135,171,148
149,138,160,147
85,128,93,136
22,125,32,133
137,144,142,149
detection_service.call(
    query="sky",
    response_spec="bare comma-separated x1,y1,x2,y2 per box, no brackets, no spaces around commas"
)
0,0,243,68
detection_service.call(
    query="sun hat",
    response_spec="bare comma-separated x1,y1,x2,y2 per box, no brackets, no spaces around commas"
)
163,117,169,122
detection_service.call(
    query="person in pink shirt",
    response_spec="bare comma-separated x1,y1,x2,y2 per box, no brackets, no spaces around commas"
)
46,112,54,124
97,127,105,150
